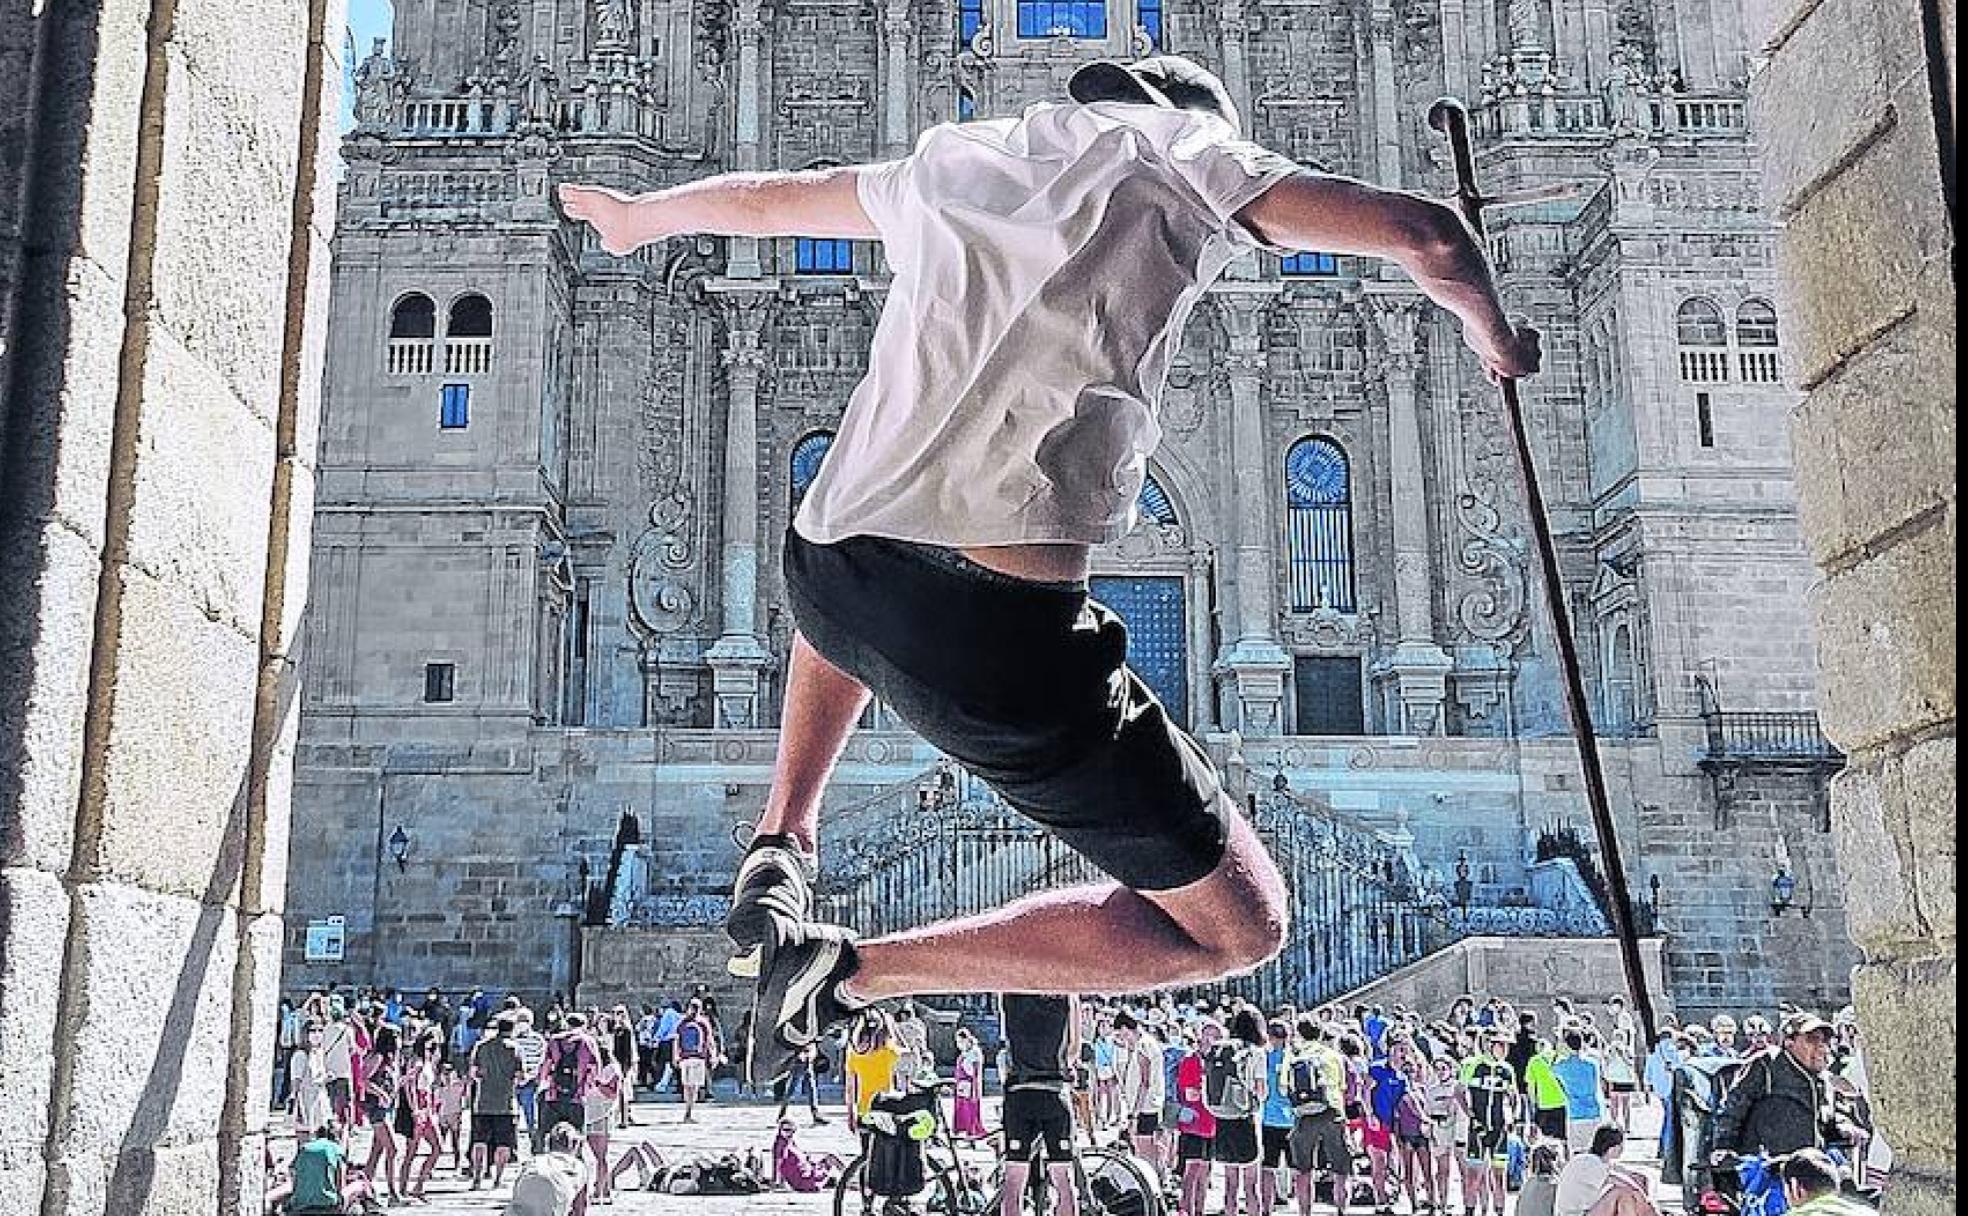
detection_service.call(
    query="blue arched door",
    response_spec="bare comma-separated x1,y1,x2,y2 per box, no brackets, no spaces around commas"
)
1089,576,1189,729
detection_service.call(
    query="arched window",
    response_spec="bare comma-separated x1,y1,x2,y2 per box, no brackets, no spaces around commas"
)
387,293,435,375
790,431,834,509
1736,299,1781,383
1603,622,1637,730
445,293,494,375
1285,437,1356,612
1137,471,1177,526
1675,298,1729,383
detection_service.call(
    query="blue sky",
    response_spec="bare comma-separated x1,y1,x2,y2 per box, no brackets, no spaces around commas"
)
340,0,395,131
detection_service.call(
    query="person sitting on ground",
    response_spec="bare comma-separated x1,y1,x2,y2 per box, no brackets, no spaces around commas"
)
771,1118,848,1193
1517,1143,1565,1216
276,1122,374,1216
1780,1148,1873,1216
504,1122,591,1216
1557,1125,1656,1216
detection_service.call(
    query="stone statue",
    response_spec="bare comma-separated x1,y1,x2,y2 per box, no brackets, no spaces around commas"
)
1604,43,1650,132
352,38,397,131
594,0,631,49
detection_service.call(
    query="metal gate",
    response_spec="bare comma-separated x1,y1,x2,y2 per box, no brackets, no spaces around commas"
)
1089,575,1189,729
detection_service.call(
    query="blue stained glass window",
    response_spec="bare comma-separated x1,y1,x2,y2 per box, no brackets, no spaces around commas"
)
790,431,834,507
1017,1,1107,38
795,237,854,275
959,0,983,44
440,383,470,429
1281,251,1340,276
958,88,977,122
1089,575,1189,729
1285,437,1355,611
1137,472,1177,526
1138,0,1163,47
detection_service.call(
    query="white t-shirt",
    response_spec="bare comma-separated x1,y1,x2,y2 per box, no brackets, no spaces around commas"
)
505,1152,592,1216
1553,1152,1612,1216
1122,1035,1167,1114
319,1022,356,1081
794,101,1298,549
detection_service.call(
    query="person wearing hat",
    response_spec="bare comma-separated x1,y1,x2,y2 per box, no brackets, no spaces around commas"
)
1711,1013,1866,1159
560,51,1541,1083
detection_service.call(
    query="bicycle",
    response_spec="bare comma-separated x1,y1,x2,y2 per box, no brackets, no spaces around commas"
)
988,1130,1165,1216
834,1082,992,1216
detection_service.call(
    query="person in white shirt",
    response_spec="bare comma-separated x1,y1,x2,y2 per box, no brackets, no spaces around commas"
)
317,1011,357,1127
1556,1125,1658,1216
561,54,1541,1084
1113,1012,1167,1184
504,1123,591,1216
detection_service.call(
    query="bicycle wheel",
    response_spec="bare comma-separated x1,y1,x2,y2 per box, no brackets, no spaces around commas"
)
834,1153,967,1216
1078,1146,1165,1216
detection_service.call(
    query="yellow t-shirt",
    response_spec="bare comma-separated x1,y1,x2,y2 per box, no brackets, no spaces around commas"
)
846,1044,901,1119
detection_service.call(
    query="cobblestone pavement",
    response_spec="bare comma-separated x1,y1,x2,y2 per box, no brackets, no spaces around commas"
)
280,1087,1675,1216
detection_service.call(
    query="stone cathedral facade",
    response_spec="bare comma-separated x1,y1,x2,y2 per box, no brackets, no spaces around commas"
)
288,0,1858,1017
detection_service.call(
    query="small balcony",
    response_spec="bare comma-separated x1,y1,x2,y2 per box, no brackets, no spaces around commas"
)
1700,710,1841,762
443,336,494,376
385,337,432,376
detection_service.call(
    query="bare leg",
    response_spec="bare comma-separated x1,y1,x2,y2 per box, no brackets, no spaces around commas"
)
756,633,872,853
844,810,1289,1001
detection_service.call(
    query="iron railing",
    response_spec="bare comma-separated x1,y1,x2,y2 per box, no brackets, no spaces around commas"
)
1701,710,1841,761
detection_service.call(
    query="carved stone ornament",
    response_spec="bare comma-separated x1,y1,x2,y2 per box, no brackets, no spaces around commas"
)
1452,395,1529,649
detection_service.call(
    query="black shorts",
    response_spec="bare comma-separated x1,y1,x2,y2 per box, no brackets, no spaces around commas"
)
361,1096,392,1126
1261,1124,1293,1169
392,1102,415,1139
1003,1089,1075,1164
1532,1107,1567,1139
1134,1112,1161,1137
470,1112,518,1152
1289,1111,1348,1174
1467,1123,1507,1163
784,530,1230,891
1176,1133,1214,1164
1214,1117,1260,1166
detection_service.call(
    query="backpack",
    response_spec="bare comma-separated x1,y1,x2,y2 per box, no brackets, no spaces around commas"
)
677,1019,706,1059
549,1036,583,1097
1204,1042,1254,1119
1288,1054,1331,1117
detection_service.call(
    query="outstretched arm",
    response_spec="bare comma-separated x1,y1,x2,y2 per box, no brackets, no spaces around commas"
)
558,165,880,256
1235,170,1541,382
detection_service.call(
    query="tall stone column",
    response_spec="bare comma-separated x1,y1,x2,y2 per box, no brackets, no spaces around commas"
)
727,0,766,278
1750,0,1956,1211
0,0,338,1211
703,297,771,726
1212,290,1291,735
881,1,912,159
1369,0,1404,187
1366,290,1453,734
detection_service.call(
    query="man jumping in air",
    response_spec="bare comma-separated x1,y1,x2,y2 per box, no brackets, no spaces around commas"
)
559,55,1542,1084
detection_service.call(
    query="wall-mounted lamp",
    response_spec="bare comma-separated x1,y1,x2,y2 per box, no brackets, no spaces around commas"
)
1771,865,1801,916
388,825,411,872
1453,849,1473,910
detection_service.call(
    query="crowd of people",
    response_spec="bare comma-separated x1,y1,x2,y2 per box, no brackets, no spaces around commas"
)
265,982,1879,1216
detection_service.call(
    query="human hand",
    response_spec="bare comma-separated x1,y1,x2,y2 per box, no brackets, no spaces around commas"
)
1467,320,1543,383
556,183,656,256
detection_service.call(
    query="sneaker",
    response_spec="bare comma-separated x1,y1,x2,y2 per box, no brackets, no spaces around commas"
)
725,833,818,977
748,920,862,1085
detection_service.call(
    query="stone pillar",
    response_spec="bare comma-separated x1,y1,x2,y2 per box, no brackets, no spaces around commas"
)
881,0,912,160
1369,0,1404,186
1749,0,1956,1211
1366,291,1453,734
1439,0,1470,101
1212,290,1291,735
727,0,765,278
703,296,770,727
1215,0,1251,124
0,0,339,1211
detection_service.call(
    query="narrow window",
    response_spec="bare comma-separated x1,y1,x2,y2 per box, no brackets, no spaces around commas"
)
959,0,983,44
424,662,456,703
1281,251,1340,276
440,383,470,429
794,237,854,275
1138,0,1163,47
1285,437,1357,612
1696,391,1714,448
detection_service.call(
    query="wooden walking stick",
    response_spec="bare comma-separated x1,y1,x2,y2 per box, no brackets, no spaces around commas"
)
1427,96,1660,1045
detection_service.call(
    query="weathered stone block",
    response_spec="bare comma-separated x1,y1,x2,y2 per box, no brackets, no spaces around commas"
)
0,519,99,872
1748,0,1926,215
1898,734,1955,944
4,258,125,552
1810,510,1956,753
1830,760,1923,953
124,330,276,638
89,569,260,902
47,884,237,1208
0,868,68,1161
1788,305,1957,564
1851,955,1957,1169
147,48,300,412
1777,114,1954,389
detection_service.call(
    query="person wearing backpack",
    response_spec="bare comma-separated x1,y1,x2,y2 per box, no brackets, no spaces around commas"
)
1174,1020,1221,1216
1284,1019,1350,1216
538,1015,596,1146
1207,1008,1269,1216
1257,1019,1298,1215
674,997,720,1123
